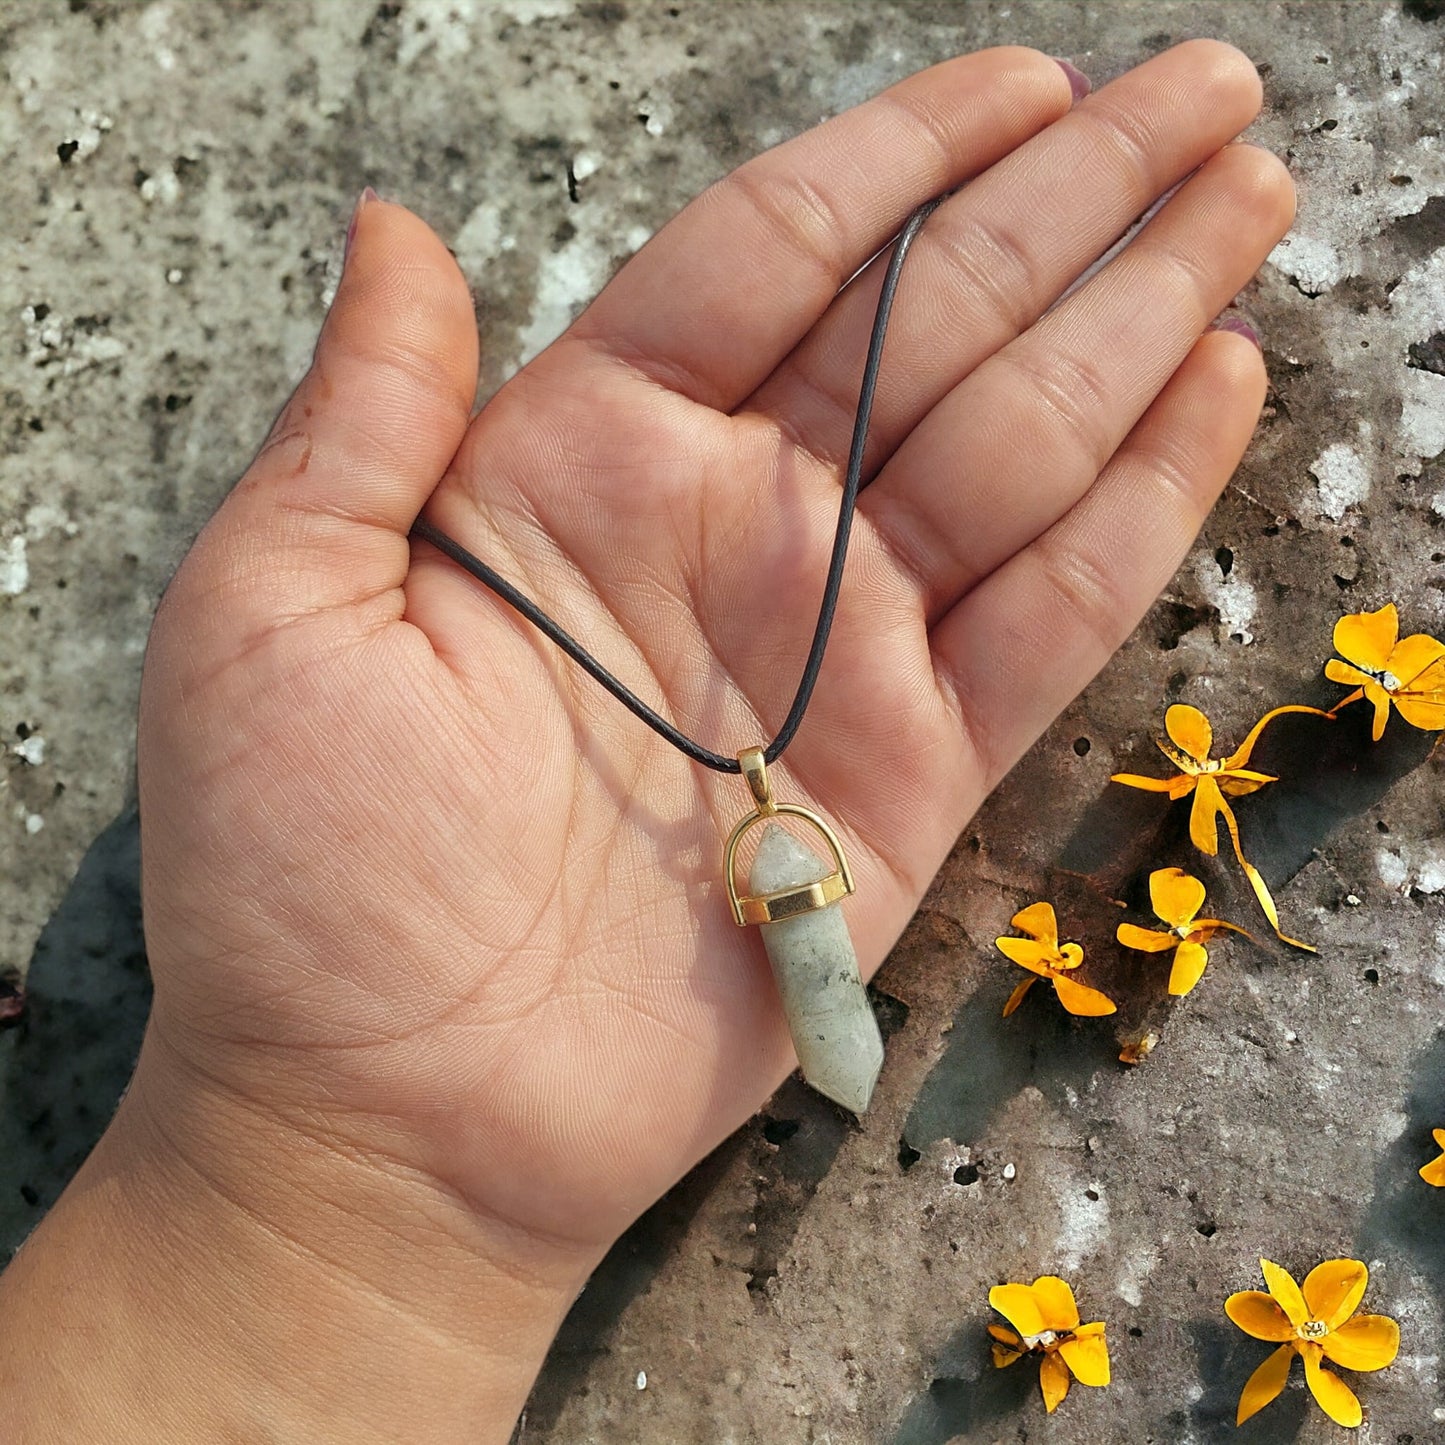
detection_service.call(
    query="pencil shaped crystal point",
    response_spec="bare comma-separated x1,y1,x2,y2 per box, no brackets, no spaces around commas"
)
748,822,883,1114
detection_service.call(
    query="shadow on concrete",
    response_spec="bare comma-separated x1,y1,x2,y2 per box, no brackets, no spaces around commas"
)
1360,1026,1445,1324
902,972,1121,1154
890,1314,1034,1445
0,807,151,1262
1188,1319,1307,1442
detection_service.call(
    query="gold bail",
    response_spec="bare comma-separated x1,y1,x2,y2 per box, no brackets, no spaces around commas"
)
723,746,856,927
738,746,775,813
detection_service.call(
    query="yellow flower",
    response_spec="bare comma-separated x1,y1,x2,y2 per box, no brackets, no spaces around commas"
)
988,1275,1110,1414
1111,702,1329,950
1226,1257,1400,1428
1116,867,1251,997
1422,1129,1445,1187
1326,603,1445,740
995,902,1116,1018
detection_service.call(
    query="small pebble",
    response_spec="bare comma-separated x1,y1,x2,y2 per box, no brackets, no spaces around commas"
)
24,814,44,835
1344,893,1362,906
636,1371,647,1391
1002,1163,1016,1181
12,735,45,765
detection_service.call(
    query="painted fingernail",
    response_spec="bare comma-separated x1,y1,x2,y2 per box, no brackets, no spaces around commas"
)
1054,58,1091,103
344,186,379,264
1211,312,1262,349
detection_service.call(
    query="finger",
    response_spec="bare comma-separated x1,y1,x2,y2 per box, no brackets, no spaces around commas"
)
930,327,1267,789
567,48,1074,409
866,141,1293,621
206,193,479,615
747,40,1263,475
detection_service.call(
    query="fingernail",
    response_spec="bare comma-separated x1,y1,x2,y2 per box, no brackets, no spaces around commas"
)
344,187,379,264
1054,58,1091,103
1211,311,1262,349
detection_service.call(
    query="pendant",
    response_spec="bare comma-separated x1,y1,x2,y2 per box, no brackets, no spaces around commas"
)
723,747,884,1114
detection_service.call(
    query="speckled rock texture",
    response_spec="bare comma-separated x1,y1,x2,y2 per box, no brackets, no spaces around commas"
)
2,2,1443,1441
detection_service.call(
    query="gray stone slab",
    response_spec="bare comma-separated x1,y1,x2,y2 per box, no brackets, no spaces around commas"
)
2,2,1442,1441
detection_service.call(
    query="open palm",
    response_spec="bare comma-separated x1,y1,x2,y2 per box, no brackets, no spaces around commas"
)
136,42,1290,1261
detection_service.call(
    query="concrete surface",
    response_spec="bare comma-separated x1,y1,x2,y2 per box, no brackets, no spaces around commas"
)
2,1,1443,1441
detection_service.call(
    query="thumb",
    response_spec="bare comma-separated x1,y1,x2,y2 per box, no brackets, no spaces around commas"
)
207,190,479,615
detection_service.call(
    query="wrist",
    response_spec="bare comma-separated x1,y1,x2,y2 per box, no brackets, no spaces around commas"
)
0,1027,596,1444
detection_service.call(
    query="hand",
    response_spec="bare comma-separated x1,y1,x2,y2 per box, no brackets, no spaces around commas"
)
0,40,1291,1443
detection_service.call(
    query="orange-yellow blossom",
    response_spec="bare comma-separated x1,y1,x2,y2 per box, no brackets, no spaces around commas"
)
1326,603,1445,740
1422,1129,1445,1188
989,1275,1110,1414
1111,703,1329,950
995,902,1115,1018
1116,867,1250,997
1226,1257,1399,1428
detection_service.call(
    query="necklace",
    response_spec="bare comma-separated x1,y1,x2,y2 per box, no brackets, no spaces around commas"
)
411,197,941,1113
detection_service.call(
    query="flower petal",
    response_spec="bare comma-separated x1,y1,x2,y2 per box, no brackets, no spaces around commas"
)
1148,866,1206,929
1323,1315,1400,1373
1030,1276,1081,1332
1058,1330,1110,1387
989,1323,1025,1366
1366,681,1391,741
1236,1343,1294,1426
1395,692,1445,733
1189,776,1225,857
989,1283,1045,1339
995,937,1054,975
1115,923,1177,953
1009,901,1058,947
1325,658,1372,688
1302,1341,1362,1427
1423,1132,1445,1188
1334,603,1398,673
1039,1350,1071,1413
1050,974,1117,1017
1260,1259,1308,1328
1387,632,1445,688
1218,769,1276,797
1394,654,1445,732
1167,940,1209,997
1056,942,1085,971
1225,1291,1296,1342
1302,1259,1368,1331
1110,771,1177,792
1002,976,1037,1017
1165,704,1213,762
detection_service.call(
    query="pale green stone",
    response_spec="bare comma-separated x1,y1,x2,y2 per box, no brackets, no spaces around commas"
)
748,823,884,1114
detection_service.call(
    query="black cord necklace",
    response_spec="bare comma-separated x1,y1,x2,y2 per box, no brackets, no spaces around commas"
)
410,195,940,773
410,196,943,1113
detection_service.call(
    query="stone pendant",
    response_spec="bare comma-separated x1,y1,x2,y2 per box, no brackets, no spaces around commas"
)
748,823,884,1114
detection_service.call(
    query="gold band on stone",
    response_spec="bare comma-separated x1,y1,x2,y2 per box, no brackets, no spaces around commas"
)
724,748,855,927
